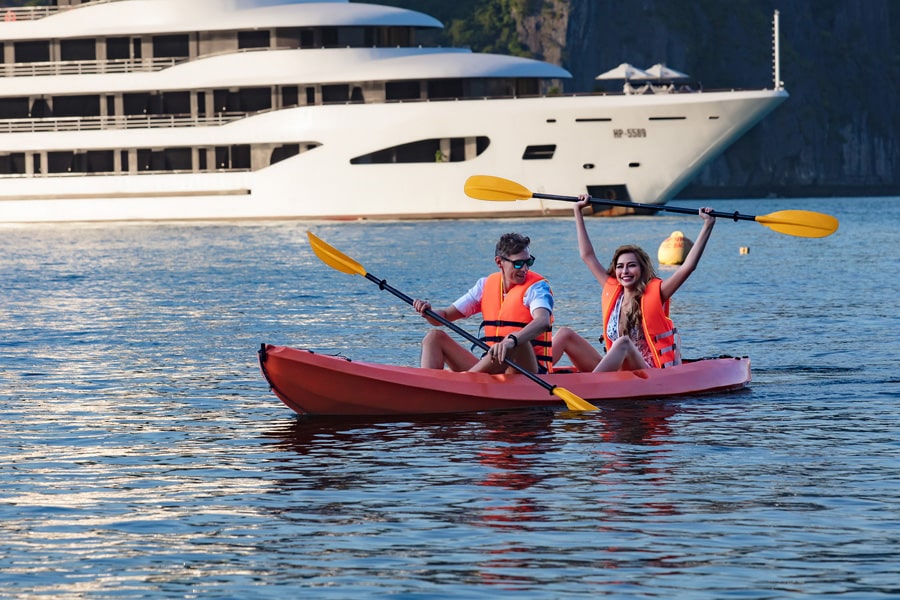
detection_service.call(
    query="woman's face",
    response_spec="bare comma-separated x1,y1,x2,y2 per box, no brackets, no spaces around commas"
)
615,252,642,288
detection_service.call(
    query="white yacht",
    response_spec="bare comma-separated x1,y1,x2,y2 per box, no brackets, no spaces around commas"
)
0,0,787,223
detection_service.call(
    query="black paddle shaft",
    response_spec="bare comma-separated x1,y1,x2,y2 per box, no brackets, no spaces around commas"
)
532,191,756,222
362,272,557,394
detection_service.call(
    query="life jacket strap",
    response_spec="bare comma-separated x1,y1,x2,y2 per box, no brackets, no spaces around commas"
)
652,327,677,342
654,328,682,368
480,319,530,329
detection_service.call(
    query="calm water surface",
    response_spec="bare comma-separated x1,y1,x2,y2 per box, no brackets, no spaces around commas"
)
1,197,899,598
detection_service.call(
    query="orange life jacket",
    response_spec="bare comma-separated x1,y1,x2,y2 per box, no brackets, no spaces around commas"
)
601,276,681,368
479,270,553,371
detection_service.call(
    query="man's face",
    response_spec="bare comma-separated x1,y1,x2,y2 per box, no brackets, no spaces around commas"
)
496,248,534,288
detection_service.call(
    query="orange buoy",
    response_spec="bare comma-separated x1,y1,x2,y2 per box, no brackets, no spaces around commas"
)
657,231,693,265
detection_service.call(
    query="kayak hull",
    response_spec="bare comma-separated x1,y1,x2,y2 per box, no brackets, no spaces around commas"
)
258,344,751,416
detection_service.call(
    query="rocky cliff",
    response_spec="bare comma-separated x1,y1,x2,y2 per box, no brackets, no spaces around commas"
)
559,0,899,198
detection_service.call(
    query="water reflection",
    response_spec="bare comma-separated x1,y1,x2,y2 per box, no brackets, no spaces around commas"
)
262,399,685,580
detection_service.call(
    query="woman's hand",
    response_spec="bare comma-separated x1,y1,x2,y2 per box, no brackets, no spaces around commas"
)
700,206,716,224
575,194,592,212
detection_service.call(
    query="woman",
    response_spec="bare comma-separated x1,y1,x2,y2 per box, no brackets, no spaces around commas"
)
553,196,716,372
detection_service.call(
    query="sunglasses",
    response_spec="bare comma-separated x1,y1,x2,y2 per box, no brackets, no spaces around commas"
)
499,255,536,269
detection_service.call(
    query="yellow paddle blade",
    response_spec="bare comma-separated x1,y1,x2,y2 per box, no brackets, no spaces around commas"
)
307,231,367,276
552,386,598,411
464,175,533,202
755,210,839,238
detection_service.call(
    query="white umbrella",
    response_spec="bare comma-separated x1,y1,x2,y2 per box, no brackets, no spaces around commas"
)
643,63,690,81
595,62,652,81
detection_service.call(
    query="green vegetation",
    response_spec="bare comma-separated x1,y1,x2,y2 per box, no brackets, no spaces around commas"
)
368,0,533,57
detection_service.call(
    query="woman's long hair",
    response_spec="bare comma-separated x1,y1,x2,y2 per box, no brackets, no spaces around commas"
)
609,245,656,336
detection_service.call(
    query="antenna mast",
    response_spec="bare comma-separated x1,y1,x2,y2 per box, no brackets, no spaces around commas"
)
773,10,783,90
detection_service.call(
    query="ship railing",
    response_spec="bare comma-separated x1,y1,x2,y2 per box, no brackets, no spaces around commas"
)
1,0,119,22
0,167,252,180
1,56,185,78
0,112,248,134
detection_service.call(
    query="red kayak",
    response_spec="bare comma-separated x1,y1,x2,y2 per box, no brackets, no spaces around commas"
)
258,344,751,416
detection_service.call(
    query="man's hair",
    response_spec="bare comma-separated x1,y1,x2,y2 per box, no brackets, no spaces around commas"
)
495,233,530,257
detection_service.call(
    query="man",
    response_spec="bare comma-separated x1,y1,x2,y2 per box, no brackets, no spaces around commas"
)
412,233,553,373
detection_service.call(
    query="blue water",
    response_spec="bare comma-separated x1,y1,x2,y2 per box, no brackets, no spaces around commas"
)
1,196,899,598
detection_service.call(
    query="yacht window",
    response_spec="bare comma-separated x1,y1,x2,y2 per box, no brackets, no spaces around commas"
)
85,150,114,173
385,27,413,47
106,37,131,60
516,79,539,96
270,144,300,165
587,184,631,202
152,34,189,58
197,91,206,116
150,150,166,171
215,146,229,169
53,95,101,118
237,88,271,112
0,97,29,119
298,29,315,49
213,89,244,112
427,79,463,100
137,149,153,171
14,41,50,63
522,144,556,160
238,30,270,49
48,151,74,174
165,148,192,171
60,39,96,61
350,137,490,164
321,27,338,48
322,85,349,104
281,86,298,107
163,91,190,115
71,153,88,173
386,81,420,101
338,27,365,47
0,153,25,175
124,93,151,115
231,145,250,169
522,145,556,160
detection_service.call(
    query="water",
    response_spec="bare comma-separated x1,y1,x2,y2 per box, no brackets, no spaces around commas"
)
2,196,899,598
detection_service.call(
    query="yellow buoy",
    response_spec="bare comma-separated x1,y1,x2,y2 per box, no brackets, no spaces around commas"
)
739,246,750,255
657,231,694,265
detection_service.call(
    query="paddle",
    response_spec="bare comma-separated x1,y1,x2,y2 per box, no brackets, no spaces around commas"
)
465,175,839,238
306,231,598,412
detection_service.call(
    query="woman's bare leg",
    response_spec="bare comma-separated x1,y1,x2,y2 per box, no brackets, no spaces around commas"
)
552,326,603,372
593,336,650,372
